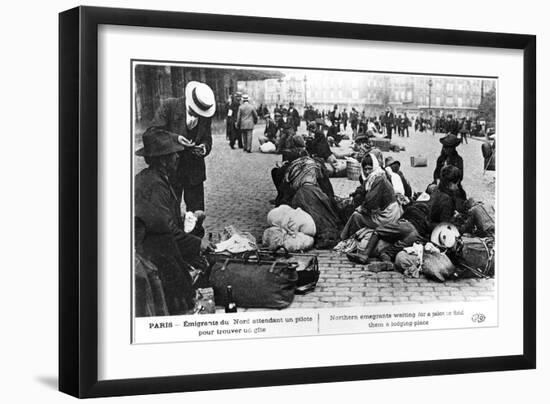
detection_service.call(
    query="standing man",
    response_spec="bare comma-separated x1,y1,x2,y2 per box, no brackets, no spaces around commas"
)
342,108,349,132
237,94,258,153
383,107,395,139
330,104,341,131
152,81,215,212
287,102,301,132
403,112,411,137
227,92,242,149
350,107,359,139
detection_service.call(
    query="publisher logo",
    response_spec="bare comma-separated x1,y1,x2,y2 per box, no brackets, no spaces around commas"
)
471,313,486,323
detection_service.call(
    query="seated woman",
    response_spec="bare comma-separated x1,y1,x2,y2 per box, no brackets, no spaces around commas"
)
340,152,403,240
358,198,432,263
429,164,468,225
271,134,309,205
285,156,342,248
134,127,213,315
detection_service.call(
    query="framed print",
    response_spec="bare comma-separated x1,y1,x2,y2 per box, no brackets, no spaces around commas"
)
59,6,536,398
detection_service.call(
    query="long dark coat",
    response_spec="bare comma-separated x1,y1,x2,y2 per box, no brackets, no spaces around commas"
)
134,166,202,314
152,97,213,188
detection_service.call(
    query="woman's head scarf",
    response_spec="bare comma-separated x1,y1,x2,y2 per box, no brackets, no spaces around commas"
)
361,152,386,191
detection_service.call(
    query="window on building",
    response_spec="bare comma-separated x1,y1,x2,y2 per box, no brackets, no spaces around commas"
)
446,83,453,92
436,96,441,106
352,90,359,100
446,96,453,106
457,97,463,107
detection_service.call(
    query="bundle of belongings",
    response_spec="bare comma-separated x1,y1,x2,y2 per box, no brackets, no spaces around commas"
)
263,205,316,252
214,225,257,255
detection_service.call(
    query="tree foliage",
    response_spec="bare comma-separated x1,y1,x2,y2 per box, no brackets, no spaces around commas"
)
478,86,496,125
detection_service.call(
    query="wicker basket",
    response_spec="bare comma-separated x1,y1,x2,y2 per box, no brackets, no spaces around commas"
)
346,159,361,181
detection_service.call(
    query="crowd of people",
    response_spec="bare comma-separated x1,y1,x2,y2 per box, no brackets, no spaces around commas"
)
134,82,495,316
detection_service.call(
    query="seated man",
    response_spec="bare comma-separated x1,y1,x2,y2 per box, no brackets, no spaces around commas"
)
134,127,213,315
305,121,332,160
276,109,296,153
258,112,279,146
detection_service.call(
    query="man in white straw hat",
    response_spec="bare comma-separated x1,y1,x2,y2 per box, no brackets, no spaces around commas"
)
152,81,216,216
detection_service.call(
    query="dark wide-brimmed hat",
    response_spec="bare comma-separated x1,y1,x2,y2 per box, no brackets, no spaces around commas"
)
439,133,461,147
185,81,216,118
385,156,400,167
135,127,186,157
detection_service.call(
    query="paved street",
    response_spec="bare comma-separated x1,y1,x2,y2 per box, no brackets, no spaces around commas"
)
135,121,496,309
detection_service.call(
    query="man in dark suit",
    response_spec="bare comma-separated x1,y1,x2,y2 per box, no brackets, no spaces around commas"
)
383,107,395,139
152,81,215,212
287,102,301,131
227,92,242,149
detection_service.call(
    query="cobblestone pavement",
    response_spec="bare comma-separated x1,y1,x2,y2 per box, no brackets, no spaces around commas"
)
135,121,496,309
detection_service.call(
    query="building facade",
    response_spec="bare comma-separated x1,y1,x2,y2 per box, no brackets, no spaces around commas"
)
238,72,496,119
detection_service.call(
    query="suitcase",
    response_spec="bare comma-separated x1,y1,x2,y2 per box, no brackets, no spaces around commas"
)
209,251,298,309
410,156,428,167
371,138,391,152
455,237,494,278
259,247,320,295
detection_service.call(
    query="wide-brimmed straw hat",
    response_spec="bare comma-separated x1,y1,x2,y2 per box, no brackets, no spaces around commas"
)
135,127,186,157
185,81,216,118
430,222,460,249
439,133,461,147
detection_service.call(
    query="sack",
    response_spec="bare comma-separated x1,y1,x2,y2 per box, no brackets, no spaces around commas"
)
267,205,294,228
260,247,320,295
262,226,286,250
455,237,494,278
469,203,495,236
395,250,422,278
422,252,455,282
287,207,316,236
283,231,315,252
410,156,428,167
260,141,276,153
209,253,298,309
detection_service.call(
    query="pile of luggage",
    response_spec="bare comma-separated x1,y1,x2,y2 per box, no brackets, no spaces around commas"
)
135,223,321,316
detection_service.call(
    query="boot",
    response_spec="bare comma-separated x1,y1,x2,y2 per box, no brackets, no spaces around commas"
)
362,233,380,259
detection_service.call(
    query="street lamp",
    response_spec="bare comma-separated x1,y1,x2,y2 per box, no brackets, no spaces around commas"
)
428,78,433,116
304,74,308,107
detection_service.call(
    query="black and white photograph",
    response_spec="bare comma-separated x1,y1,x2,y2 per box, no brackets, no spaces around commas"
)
50,3,538,399
132,61,497,342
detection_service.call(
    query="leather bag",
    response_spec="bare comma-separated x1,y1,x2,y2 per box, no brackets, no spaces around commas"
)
209,252,298,309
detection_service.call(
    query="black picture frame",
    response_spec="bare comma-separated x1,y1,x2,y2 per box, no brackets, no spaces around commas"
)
59,6,536,398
